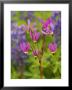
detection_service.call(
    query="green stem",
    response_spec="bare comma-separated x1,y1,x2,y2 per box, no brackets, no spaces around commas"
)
41,35,46,55
18,61,24,79
39,60,43,79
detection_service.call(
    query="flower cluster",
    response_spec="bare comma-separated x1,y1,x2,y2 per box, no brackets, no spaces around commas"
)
11,11,61,62
48,42,57,54
11,11,61,79
20,42,30,54
19,18,58,56
32,49,39,57
30,30,40,43
38,17,54,35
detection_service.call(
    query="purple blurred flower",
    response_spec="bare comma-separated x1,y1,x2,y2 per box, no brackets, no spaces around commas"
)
11,47,29,66
11,24,26,44
52,11,60,19
20,42,30,54
16,24,27,33
32,49,39,57
30,30,40,42
11,22,29,65
21,11,35,22
27,11,35,21
53,18,61,46
48,42,57,53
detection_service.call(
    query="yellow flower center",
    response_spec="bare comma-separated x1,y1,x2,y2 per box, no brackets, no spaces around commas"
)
33,41,37,43
34,56,37,58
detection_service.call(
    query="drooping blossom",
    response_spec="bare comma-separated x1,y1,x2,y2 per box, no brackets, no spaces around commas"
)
30,30,40,42
38,17,54,35
20,42,30,54
48,42,57,53
32,49,39,57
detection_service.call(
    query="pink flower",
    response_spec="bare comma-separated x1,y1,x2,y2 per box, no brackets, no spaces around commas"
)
30,30,40,42
42,18,52,29
42,28,53,35
38,17,54,35
32,49,39,57
48,42,57,53
20,42,30,54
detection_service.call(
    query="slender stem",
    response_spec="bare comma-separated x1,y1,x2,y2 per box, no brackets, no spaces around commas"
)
39,60,43,79
38,35,45,79
18,60,24,79
41,35,45,55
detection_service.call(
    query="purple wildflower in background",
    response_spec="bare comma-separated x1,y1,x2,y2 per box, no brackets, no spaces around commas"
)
11,25,26,44
50,11,61,47
11,22,29,66
11,47,28,61
52,11,60,19
17,24,27,32
20,11,35,22
48,42,57,54
30,30,40,43
20,42,30,54
54,19,61,47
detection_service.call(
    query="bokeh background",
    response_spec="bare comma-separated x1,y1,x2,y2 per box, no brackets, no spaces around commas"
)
11,11,61,79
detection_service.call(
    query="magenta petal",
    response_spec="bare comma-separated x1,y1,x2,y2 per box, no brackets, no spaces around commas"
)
20,43,24,52
27,43,30,50
46,28,52,34
30,31,33,39
20,42,30,53
37,32,40,40
34,31,40,41
30,30,40,42
45,18,51,26
48,42,57,53
42,30,48,35
32,49,39,56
